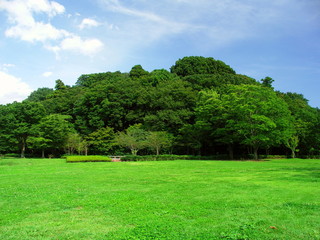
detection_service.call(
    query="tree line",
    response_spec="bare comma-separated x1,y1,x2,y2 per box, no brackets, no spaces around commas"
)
0,56,319,159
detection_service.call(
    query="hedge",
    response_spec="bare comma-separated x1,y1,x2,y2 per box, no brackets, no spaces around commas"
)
121,155,231,161
66,155,112,163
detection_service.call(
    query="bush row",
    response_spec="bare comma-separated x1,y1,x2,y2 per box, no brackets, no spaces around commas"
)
66,155,112,163
121,154,232,161
260,155,288,159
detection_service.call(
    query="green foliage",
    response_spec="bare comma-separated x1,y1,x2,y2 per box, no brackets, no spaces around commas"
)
27,136,52,158
65,133,88,156
145,131,174,155
66,155,111,162
183,73,257,91
1,101,47,157
85,127,115,155
25,87,54,102
260,76,275,88
129,65,149,80
34,114,76,154
54,79,69,90
0,56,318,158
196,85,295,159
115,124,148,155
279,92,319,155
142,76,196,133
121,154,231,161
171,56,236,77
285,135,299,158
76,72,123,87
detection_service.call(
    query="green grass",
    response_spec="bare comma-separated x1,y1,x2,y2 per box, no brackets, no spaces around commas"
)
0,158,319,239
66,155,112,163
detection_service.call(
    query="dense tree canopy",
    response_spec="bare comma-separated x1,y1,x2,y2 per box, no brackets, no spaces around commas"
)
0,56,319,158
170,56,236,77
196,85,295,159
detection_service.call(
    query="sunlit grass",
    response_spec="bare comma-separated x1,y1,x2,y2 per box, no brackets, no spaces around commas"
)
0,158,319,239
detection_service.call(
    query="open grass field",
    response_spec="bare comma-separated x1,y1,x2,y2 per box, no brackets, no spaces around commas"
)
0,158,319,239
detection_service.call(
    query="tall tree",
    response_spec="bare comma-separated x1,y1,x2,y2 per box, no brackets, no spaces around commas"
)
25,88,54,102
260,76,275,88
170,56,236,77
276,92,320,156
8,101,46,157
196,85,295,160
129,65,150,81
35,114,75,155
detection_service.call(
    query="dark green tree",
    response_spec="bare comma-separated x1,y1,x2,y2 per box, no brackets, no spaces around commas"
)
261,76,274,88
85,127,115,155
7,101,46,157
129,65,150,81
170,56,236,77
26,88,54,102
35,114,75,154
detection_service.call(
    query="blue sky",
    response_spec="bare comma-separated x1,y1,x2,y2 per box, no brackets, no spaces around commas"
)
0,0,319,107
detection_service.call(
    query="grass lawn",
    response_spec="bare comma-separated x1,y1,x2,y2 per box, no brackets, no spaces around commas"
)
0,158,319,239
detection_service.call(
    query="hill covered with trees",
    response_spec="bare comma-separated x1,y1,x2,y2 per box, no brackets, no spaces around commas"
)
0,56,319,159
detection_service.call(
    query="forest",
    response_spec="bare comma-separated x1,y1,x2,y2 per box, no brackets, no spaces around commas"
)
0,56,319,160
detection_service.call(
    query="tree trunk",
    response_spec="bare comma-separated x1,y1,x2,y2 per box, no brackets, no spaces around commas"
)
227,144,234,160
253,146,259,160
131,149,138,155
156,147,159,155
291,148,296,159
41,149,45,158
20,138,26,158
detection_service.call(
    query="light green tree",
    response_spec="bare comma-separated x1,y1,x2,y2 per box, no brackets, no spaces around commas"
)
285,135,299,158
115,124,148,155
146,131,174,155
196,85,294,160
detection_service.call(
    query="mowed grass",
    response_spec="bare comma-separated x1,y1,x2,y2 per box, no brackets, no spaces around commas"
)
0,158,319,240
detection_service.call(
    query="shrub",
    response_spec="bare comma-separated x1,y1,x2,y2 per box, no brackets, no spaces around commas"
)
260,155,288,159
4,153,20,158
121,155,231,161
66,155,112,163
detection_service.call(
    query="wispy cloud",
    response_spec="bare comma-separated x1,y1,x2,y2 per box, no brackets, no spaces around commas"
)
98,0,320,49
1,63,15,72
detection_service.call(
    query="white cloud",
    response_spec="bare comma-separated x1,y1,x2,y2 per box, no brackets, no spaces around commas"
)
0,0,68,42
0,0,103,56
0,71,33,104
25,0,65,17
79,18,101,29
42,71,53,77
5,22,69,42
60,36,104,56
0,0,65,25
